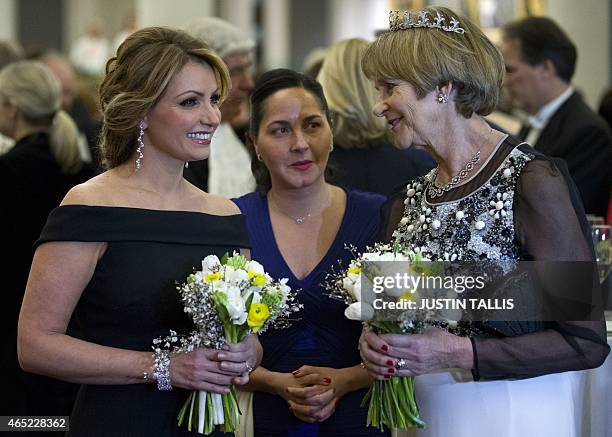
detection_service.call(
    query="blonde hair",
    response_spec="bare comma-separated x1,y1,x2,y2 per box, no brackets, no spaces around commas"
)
99,26,231,169
362,6,504,118
317,38,387,149
0,61,82,174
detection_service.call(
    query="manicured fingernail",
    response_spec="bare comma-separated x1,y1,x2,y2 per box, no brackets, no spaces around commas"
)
292,369,301,376
387,368,395,374
323,377,331,384
381,345,388,352
386,360,393,366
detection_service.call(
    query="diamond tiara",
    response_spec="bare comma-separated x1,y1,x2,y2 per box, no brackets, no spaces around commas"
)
389,10,465,34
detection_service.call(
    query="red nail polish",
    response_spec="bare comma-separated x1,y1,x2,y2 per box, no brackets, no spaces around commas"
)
323,377,331,384
381,345,388,352
386,360,393,366
387,368,395,373
292,369,301,376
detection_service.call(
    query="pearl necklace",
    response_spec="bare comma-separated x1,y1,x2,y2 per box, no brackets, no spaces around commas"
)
427,150,481,198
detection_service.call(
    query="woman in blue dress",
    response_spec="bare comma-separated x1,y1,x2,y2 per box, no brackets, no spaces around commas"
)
233,69,389,436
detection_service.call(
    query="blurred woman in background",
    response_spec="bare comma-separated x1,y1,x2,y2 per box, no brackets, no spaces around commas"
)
317,38,433,196
0,60,94,416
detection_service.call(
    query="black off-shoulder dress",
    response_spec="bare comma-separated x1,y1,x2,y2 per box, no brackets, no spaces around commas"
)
35,205,250,437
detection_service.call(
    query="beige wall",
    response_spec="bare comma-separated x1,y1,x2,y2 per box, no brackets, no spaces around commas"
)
136,0,213,28
64,0,135,54
547,0,610,109
0,0,17,42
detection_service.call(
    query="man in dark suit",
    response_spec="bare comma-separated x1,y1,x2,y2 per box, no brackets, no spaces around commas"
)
501,17,611,217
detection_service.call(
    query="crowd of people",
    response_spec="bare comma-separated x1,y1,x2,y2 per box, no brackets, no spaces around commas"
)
1,5,610,437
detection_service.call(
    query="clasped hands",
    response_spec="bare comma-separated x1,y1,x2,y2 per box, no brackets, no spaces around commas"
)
273,365,350,423
170,334,262,393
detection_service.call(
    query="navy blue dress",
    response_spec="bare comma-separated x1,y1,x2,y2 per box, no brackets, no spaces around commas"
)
233,190,389,437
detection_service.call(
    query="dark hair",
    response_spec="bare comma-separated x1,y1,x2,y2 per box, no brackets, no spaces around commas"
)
247,68,333,191
502,16,576,83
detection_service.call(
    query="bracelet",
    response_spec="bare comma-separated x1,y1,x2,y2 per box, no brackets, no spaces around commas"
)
152,350,173,391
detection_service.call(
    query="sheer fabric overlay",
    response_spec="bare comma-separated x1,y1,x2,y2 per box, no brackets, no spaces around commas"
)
380,136,609,380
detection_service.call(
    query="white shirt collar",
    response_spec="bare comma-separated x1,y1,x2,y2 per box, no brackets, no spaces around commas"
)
527,87,574,130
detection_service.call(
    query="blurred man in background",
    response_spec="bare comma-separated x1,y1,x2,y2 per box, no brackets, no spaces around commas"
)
184,16,256,197
502,16,612,217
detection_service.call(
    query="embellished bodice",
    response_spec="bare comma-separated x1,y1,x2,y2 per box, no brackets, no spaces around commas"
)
393,147,534,263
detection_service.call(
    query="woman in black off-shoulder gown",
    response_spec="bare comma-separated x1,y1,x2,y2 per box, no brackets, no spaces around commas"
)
18,28,262,437
34,206,250,436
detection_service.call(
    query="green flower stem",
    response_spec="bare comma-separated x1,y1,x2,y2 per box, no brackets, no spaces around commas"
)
188,389,196,431
363,324,426,431
206,392,214,435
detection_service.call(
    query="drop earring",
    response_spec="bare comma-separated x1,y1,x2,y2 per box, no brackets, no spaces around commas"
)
135,121,145,170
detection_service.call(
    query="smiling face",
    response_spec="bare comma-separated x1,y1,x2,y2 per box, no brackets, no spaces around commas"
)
143,60,221,164
253,87,333,190
372,78,439,149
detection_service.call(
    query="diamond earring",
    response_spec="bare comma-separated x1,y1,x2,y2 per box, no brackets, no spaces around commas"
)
135,121,145,170
437,92,448,104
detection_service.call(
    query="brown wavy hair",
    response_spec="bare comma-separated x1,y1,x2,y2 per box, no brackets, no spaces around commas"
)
98,26,231,169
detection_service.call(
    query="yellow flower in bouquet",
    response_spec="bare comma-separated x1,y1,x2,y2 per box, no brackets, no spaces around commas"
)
154,253,302,436
205,272,222,283
247,303,270,332
248,270,268,287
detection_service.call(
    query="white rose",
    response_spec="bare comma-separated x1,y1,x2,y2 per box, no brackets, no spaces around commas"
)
226,267,249,285
202,255,220,273
245,260,265,275
361,252,379,262
378,252,397,262
225,286,247,324
342,277,356,299
213,281,228,294
344,302,374,321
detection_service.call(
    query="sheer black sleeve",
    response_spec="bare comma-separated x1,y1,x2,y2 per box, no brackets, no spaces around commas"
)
471,156,610,380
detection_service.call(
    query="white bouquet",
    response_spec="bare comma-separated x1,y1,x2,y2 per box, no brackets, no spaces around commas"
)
325,243,433,431
154,252,302,435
